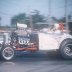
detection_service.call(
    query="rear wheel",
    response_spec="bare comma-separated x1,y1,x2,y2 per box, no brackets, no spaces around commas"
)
1,46,15,60
60,39,72,59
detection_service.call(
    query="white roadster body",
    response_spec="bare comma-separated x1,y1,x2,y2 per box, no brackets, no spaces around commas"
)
38,32,72,50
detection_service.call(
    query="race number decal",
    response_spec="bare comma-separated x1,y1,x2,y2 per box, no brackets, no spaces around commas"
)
18,36,30,45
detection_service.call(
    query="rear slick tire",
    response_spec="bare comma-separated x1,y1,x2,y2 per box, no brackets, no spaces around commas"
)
60,39,72,59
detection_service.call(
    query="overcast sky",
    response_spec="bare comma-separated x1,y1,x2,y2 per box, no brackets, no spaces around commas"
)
0,0,72,26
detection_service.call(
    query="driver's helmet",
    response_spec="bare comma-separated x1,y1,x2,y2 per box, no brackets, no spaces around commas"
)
54,23,60,30
54,23,64,33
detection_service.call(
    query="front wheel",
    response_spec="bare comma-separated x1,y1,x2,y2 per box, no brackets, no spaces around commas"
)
60,39,72,59
1,46,15,60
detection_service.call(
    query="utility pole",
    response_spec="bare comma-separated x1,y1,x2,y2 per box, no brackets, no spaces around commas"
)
65,0,68,33
27,7,33,30
29,13,33,30
48,0,51,25
0,17,1,26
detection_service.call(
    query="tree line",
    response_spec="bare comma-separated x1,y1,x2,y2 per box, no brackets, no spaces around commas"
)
0,10,72,29
11,10,46,28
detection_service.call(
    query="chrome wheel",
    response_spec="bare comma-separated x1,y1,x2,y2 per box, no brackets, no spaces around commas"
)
2,47,14,60
64,44,72,56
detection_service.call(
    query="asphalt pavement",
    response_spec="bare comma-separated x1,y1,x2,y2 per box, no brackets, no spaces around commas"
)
0,51,72,72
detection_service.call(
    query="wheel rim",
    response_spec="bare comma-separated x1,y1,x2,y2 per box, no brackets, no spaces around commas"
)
2,47,14,60
64,44,72,56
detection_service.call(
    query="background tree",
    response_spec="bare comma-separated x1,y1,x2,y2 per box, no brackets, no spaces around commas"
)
58,17,66,23
31,10,46,28
32,10,46,24
58,14,72,23
68,14,72,20
11,10,46,28
11,13,28,27
51,16,59,23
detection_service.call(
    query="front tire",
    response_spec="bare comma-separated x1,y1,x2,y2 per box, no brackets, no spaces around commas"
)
60,39,72,59
1,46,15,61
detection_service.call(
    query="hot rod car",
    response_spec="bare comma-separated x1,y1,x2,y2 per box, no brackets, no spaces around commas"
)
0,23,72,60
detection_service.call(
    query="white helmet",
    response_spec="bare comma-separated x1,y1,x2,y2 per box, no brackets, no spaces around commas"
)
54,23,59,29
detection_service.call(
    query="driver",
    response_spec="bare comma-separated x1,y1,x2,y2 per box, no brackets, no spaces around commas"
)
53,23,64,33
